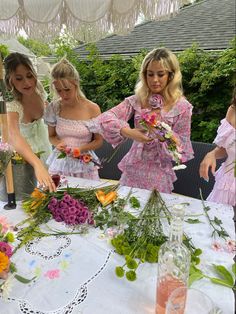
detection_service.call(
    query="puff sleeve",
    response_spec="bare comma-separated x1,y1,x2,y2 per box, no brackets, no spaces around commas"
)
6,101,23,121
84,97,135,147
44,101,59,127
164,98,194,163
213,119,232,148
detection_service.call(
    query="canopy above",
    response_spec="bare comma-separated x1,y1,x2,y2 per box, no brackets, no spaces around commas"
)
0,0,193,42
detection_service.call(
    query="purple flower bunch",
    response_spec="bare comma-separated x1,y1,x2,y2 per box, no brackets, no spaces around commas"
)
48,193,94,226
0,242,13,258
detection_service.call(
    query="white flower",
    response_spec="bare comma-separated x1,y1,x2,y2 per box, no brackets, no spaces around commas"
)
172,151,182,159
161,122,172,132
172,164,187,170
0,274,14,300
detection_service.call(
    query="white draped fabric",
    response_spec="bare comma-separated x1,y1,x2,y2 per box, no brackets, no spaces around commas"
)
0,0,193,42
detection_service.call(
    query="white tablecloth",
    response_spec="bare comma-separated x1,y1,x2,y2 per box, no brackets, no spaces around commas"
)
0,177,235,314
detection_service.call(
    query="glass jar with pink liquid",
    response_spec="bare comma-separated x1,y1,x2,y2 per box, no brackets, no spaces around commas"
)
156,205,190,314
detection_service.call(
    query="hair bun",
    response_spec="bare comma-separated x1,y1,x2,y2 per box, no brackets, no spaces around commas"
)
61,58,70,65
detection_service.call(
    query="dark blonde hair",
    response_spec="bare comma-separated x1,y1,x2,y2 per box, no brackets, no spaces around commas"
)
4,52,45,101
51,58,86,100
135,47,183,105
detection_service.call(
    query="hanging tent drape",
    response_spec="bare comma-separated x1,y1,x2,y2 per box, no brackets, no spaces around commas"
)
0,0,193,209
0,0,193,42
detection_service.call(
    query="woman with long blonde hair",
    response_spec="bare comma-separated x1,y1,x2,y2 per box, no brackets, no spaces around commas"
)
44,58,103,179
85,47,194,192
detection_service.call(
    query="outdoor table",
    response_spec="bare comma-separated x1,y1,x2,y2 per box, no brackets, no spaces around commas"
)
0,177,234,314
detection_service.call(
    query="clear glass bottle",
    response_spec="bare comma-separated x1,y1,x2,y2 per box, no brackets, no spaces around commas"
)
156,205,190,314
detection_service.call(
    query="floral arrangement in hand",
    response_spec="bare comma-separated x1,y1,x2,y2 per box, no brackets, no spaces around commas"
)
139,109,186,170
57,147,97,164
0,142,12,176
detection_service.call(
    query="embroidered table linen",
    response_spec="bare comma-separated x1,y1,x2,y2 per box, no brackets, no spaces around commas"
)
0,177,234,314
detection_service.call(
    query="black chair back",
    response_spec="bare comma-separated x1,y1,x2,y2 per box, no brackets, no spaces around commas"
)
95,139,133,180
173,141,223,199
96,140,223,200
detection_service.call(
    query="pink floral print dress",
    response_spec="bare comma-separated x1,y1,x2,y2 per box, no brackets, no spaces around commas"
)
44,101,100,180
84,95,194,193
207,118,236,206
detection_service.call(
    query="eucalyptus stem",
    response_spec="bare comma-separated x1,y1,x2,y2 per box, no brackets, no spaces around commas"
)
200,189,229,239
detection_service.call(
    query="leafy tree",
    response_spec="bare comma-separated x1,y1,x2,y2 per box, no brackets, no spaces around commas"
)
18,36,52,56
178,39,235,142
0,44,10,58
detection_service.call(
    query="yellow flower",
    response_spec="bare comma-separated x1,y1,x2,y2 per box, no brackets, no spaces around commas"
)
0,251,9,273
5,232,15,243
96,190,117,206
22,188,47,213
31,188,46,199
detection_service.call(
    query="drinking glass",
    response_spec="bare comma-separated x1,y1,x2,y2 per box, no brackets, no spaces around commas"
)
166,287,222,314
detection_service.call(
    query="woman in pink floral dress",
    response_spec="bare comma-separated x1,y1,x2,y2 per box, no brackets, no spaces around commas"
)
200,88,236,206
44,59,103,179
85,48,194,193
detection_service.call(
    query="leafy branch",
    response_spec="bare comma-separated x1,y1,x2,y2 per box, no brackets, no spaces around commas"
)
200,190,229,239
189,263,236,290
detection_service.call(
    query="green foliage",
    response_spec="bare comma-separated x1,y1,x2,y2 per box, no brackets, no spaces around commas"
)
18,36,52,56
12,35,235,143
129,196,141,209
73,40,235,142
51,33,81,61
189,263,236,289
200,191,230,239
178,39,236,142
75,45,139,112
0,44,10,58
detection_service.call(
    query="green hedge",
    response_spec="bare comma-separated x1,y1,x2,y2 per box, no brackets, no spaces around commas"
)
71,40,235,143
2,38,235,143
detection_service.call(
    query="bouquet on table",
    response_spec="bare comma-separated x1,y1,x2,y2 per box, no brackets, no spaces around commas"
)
139,108,186,170
0,216,37,298
0,142,12,176
0,217,15,281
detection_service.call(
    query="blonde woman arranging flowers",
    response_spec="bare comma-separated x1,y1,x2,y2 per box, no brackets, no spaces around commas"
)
85,48,194,193
44,58,103,179
4,53,55,192
199,88,236,206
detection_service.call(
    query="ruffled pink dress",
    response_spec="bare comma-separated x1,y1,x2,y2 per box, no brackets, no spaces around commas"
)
44,101,100,180
207,118,236,206
85,95,194,193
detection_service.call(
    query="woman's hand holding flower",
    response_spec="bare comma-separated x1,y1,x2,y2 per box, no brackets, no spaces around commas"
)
56,142,66,152
121,127,152,143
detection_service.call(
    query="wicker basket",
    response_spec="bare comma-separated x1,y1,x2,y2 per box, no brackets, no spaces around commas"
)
0,163,37,201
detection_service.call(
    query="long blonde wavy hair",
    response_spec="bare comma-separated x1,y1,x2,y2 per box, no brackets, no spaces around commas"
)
50,58,86,100
135,47,183,106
